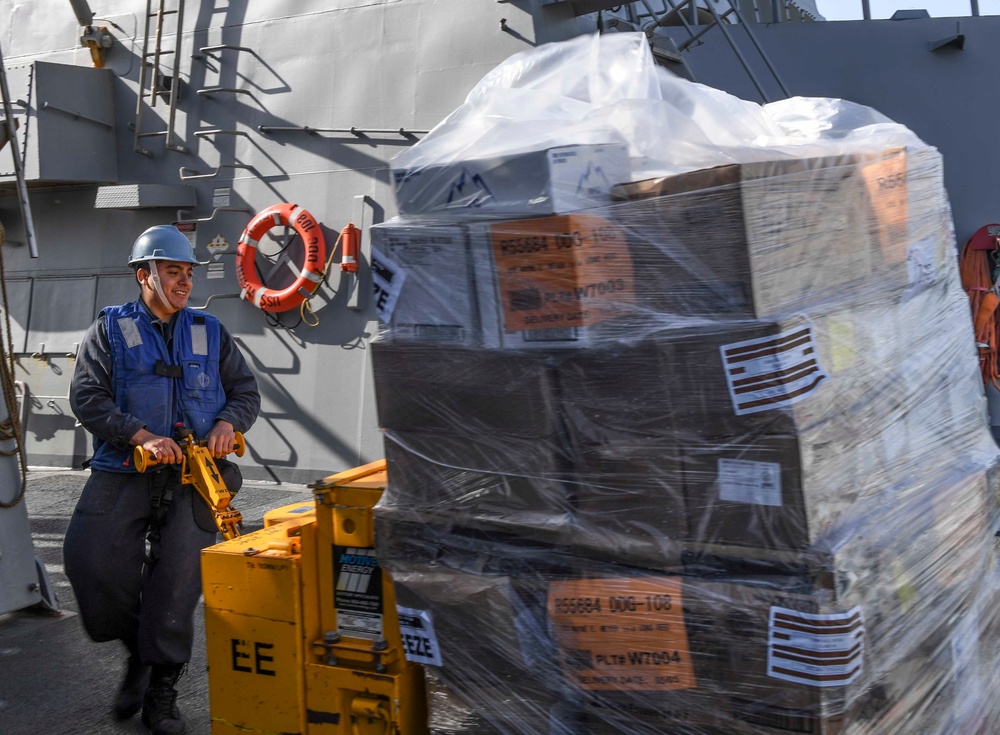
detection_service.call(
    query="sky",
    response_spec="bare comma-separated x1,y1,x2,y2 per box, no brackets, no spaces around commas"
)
814,0,1000,20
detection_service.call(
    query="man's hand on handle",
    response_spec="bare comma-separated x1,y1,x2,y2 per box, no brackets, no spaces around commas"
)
130,428,183,465
206,420,236,459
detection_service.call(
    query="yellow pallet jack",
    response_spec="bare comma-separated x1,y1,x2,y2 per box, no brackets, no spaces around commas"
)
201,459,428,735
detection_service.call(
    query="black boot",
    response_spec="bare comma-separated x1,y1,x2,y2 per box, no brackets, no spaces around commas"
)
113,652,150,720
141,664,186,735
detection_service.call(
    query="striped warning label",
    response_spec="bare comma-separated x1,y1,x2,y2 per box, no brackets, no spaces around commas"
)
720,325,827,415
767,606,865,688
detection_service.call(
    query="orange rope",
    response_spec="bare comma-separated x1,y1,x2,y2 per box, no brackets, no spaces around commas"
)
959,235,1000,387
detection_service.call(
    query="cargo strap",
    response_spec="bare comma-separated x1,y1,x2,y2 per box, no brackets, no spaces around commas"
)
145,467,179,564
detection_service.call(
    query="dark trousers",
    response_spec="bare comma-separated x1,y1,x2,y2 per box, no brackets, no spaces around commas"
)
63,469,216,665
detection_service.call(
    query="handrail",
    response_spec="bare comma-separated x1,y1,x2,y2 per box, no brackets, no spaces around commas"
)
623,1,989,24
0,39,37,257
257,125,428,136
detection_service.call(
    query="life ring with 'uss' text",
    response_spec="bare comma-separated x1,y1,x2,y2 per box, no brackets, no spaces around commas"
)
236,203,326,313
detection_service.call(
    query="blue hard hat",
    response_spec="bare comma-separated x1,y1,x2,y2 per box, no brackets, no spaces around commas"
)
128,225,200,267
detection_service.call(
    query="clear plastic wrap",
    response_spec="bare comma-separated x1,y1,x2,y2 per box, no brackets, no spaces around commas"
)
390,32,924,220
372,32,1000,735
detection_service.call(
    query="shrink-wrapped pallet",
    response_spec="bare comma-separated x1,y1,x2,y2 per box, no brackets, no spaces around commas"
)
374,274,992,557
371,32,1000,735
381,465,998,735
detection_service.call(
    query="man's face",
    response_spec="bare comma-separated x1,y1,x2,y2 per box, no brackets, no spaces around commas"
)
139,259,194,317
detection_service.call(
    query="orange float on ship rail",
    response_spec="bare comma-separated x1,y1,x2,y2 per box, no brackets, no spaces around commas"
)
236,202,327,313
959,223,1000,388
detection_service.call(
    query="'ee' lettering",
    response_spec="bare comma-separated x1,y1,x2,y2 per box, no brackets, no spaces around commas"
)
231,638,277,676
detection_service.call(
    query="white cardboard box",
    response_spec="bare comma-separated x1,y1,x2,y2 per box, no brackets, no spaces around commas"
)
392,143,630,220
371,222,478,345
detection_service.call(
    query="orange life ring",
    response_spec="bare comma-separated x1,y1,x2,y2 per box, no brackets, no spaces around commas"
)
236,203,327,313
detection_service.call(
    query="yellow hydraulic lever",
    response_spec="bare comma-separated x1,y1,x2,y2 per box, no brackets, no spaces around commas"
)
134,427,247,540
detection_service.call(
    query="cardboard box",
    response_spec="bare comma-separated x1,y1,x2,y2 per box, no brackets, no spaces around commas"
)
374,503,581,583
895,145,954,291
370,222,478,345
680,433,854,551
610,150,918,319
568,433,687,570
372,343,560,438
549,562,989,735
551,278,987,553
862,364,994,495
665,309,878,439
377,460,999,735
470,212,639,350
552,302,887,439
556,340,675,438
384,430,576,546
392,567,563,734
392,143,630,219
682,431,992,560
424,668,503,735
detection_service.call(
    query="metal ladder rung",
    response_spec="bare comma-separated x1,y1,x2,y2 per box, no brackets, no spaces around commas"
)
134,0,186,155
635,0,789,102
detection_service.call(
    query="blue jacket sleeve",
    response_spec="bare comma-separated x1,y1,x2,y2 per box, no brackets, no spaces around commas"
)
69,317,146,450
214,323,260,434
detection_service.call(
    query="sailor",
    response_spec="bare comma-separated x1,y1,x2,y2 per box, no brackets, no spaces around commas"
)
64,225,260,735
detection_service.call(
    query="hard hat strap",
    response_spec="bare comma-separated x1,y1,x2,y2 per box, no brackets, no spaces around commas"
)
148,260,171,313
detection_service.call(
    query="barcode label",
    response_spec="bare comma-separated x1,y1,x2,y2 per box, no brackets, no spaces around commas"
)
410,324,466,341
767,606,864,688
522,326,579,342
717,458,782,507
720,325,827,415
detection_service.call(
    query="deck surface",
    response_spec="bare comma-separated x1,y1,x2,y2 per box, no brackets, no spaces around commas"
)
0,469,314,735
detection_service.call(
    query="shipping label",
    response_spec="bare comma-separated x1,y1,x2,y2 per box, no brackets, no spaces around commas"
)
906,236,937,287
489,214,635,332
397,606,443,666
826,313,857,373
371,247,408,322
767,606,865,688
719,325,828,415
547,578,696,692
860,151,908,264
717,458,782,507
333,546,383,640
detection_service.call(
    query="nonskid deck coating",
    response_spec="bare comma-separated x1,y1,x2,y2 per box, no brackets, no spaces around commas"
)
0,469,313,735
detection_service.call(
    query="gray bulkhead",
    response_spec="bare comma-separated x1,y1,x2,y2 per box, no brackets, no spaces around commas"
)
654,11,1000,247
0,2,996,480
0,0,589,482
